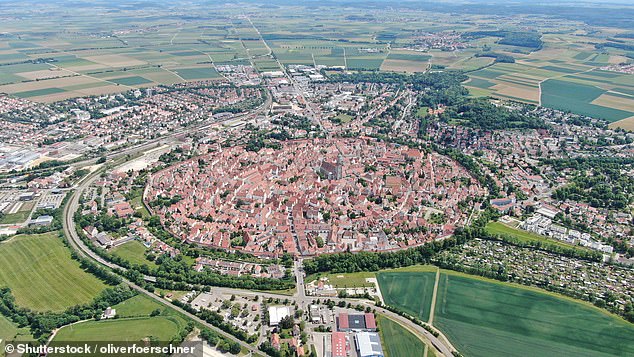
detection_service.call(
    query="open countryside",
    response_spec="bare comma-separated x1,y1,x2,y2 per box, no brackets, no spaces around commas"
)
0,232,106,312
378,270,634,357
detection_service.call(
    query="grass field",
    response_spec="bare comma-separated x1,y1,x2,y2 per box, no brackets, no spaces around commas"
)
113,294,166,318
377,271,436,322
0,232,106,312
434,272,634,357
110,240,156,267
378,315,430,357
306,271,376,288
0,209,30,224
0,313,33,343
485,221,584,250
53,294,187,343
130,196,151,219
52,316,182,342
541,79,634,122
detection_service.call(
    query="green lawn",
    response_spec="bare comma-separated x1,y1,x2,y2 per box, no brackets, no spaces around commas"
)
0,210,30,224
377,271,436,322
378,315,430,357
110,240,156,267
0,313,33,343
52,316,182,342
130,195,150,219
0,232,106,312
434,273,634,357
113,294,164,318
485,221,584,250
334,113,353,123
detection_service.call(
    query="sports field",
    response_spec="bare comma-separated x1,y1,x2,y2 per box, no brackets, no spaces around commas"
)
52,316,182,342
376,271,436,322
112,294,165,318
53,294,187,343
110,240,156,267
0,232,106,312
378,315,430,357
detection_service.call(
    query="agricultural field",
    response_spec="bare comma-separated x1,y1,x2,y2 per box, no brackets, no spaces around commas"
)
541,79,634,122
432,272,634,357
378,315,431,357
377,267,634,357
0,232,106,312
110,240,157,267
376,271,436,322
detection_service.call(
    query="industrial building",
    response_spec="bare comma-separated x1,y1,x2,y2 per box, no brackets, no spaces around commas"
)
355,332,384,357
336,312,377,332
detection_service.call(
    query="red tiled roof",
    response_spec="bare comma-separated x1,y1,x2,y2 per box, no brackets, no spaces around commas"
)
365,313,376,329
338,312,349,329
331,332,346,357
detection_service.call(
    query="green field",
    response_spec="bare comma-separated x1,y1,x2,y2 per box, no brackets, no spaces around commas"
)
378,315,430,357
434,273,634,357
485,221,584,250
109,76,153,86
112,294,165,318
130,195,151,219
13,87,66,98
53,294,187,343
0,210,30,224
0,313,33,343
110,240,156,267
377,271,436,322
173,67,220,80
541,79,634,122
0,232,106,311
52,316,182,342
306,271,375,288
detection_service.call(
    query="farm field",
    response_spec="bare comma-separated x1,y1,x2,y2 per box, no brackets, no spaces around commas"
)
376,271,436,322
541,79,634,122
378,315,430,357
110,240,156,267
433,273,634,357
0,232,106,312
